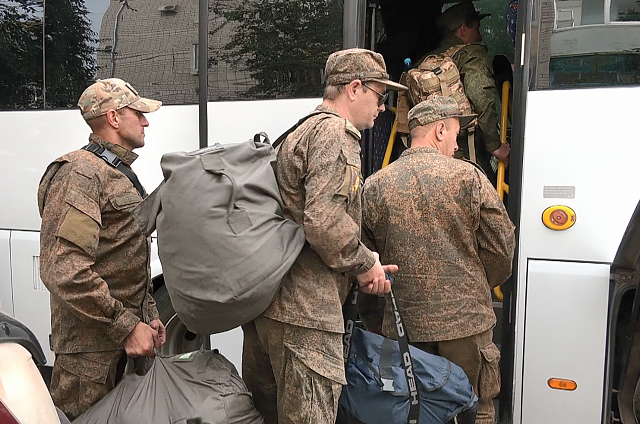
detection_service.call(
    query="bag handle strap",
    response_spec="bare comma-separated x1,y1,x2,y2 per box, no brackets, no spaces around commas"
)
272,110,331,149
83,143,146,198
343,274,420,424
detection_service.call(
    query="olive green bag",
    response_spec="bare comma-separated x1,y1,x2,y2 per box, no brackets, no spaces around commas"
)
135,134,305,335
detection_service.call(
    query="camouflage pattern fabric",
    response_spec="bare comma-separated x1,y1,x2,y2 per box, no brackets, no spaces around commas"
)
424,36,503,167
38,133,159,355
50,350,126,420
406,46,474,124
324,48,407,91
359,146,515,342
408,96,475,131
413,329,500,424
262,105,377,334
77,78,162,121
242,317,344,424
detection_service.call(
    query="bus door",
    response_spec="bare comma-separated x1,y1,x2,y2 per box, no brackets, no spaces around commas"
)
512,0,640,421
350,0,520,420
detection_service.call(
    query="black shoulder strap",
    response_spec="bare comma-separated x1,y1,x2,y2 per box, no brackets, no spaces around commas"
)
83,143,146,198
343,274,420,424
272,110,331,149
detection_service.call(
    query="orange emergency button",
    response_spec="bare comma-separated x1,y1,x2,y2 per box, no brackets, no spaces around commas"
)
542,205,576,230
548,378,577,391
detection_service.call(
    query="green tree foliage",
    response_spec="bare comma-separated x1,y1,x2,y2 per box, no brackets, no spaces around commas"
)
0,0,96,110
210,0,343,99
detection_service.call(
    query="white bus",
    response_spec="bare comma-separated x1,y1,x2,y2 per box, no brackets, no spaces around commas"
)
2,0,640,423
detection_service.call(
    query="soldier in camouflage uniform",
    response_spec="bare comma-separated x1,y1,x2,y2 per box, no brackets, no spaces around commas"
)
359,97,516,424
423,1,510,184
241,49,405,424
38,78,165,420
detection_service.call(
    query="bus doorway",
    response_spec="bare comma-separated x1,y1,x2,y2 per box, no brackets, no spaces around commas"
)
353,1,520,422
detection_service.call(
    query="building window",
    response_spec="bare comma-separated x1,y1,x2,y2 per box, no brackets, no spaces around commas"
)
191,43,199,74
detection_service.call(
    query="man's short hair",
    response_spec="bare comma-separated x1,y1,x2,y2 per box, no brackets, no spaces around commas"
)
323,84,345,100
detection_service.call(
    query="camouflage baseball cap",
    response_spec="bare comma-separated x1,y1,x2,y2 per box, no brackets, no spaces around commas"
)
324,48,407,91
77,78,162,121
437,1,491,32
408,97,476,130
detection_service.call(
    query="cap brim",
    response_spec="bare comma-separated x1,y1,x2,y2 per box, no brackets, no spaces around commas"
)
479,13,491,20
368,78,408,91
128,97,162,113
458,114,477,129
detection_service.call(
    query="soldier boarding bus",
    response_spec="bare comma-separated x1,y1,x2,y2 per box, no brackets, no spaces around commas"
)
1,0,640,423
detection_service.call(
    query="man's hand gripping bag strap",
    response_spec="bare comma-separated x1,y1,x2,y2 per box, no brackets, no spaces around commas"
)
343,274,421,424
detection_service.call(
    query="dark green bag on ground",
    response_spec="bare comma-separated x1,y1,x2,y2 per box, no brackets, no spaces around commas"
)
73,350,264,424
135,135,305,335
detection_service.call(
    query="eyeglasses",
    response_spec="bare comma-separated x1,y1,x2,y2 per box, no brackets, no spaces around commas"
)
362,83,388,106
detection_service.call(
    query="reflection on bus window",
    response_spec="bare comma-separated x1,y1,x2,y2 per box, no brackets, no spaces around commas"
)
208,0,343,100
97,0,342,104
0,0,343,111
531,0,640,89
0,0,101,111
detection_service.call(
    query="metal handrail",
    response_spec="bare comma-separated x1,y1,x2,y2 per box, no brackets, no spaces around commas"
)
382,107,398,169
494,80,512,302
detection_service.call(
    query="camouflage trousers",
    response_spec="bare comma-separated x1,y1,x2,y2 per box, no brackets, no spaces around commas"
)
242,316,346,424
412,329,500,424
51,350,126,420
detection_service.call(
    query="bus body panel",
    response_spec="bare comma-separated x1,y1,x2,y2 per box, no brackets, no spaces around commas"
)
0,98,319,232
519,88,640,265
9,230,54,365
520,260,609,424
512,87,640,422
0,231,12,315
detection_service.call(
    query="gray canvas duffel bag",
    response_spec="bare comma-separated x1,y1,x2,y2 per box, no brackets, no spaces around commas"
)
135,133,305,335
73,350,264,424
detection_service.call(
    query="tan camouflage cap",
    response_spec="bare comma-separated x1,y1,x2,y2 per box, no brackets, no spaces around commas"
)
77,78,162,121
437,1,491,32
324,48,407,91
408,97,476,130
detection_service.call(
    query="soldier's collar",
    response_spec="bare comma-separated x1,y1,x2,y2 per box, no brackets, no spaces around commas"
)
89,134,139,166
314,105,362,141
400,146,440,157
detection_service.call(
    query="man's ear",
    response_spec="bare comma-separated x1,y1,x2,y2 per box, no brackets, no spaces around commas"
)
105,109,120,129
345,80,361,101
457,24,468,40
435,121,447,141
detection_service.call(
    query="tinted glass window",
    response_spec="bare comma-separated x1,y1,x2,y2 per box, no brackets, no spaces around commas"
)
0,0,342,110
209,0,344,100
530,0,640,89
0,0,101,110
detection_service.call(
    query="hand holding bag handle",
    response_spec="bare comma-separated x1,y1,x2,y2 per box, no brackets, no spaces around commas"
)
343,273,420,424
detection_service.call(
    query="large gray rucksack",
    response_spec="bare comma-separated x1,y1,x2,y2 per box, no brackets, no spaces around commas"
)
135,133,306,335
73,350,264,424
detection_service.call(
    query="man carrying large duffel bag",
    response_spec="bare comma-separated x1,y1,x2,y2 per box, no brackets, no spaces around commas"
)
242,48,407,424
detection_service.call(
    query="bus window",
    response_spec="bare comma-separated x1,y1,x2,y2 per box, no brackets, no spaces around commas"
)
208,0,343,100
0,0,343,111
531,0,640,89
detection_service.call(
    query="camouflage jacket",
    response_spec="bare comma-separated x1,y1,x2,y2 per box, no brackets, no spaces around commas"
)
38,134,159,354
426,36,502,154
359,147,515,341
263,105,377,333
